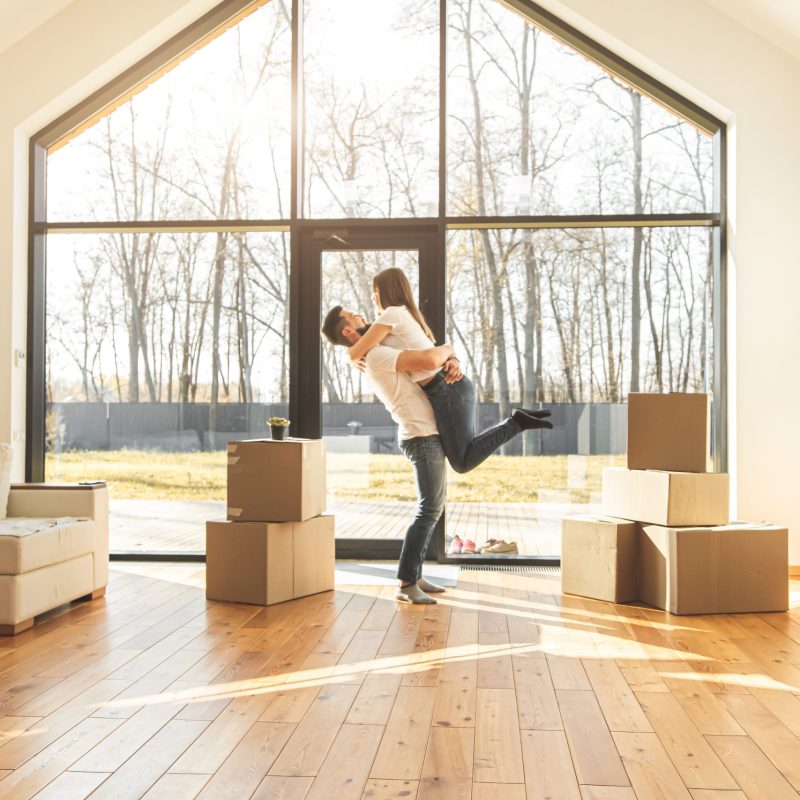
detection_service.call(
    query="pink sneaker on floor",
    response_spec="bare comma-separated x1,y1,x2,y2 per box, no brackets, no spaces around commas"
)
447,535,464,555
461,538,477,554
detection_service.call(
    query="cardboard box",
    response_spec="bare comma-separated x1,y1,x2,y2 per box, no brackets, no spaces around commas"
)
601,467,729,526
561,515,638,603
627,393,710,473
206,520,294,605
206,514,335,605
293,514,336,598
639,522,789,614
227,438,326,522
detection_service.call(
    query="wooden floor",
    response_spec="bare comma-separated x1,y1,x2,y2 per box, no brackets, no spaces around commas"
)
110,498,574,555
0,565,798,800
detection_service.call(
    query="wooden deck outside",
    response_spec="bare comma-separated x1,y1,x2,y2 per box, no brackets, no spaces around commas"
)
0,563,797,799
110,498,590,555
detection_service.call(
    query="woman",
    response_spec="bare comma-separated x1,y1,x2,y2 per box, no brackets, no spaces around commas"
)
348,267,552,474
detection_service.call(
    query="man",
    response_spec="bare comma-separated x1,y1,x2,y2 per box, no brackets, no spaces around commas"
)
322,305,456,604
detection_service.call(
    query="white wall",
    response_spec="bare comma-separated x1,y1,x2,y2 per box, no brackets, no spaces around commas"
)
2,0,799,561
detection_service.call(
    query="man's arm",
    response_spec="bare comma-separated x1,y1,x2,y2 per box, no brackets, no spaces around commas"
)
395,344,454,373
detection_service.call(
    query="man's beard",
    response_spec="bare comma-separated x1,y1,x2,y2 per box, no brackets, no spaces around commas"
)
356,324,372,336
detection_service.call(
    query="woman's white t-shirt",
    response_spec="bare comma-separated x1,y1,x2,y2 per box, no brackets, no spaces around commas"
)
374,305,439,383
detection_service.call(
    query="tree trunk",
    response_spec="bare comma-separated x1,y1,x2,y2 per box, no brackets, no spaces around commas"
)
463,1,511,434
629,90,643,394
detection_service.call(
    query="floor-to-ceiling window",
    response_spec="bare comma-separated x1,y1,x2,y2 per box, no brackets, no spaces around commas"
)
29,0,724,560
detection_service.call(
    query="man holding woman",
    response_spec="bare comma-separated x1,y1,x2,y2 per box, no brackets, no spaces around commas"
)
322,268,550,604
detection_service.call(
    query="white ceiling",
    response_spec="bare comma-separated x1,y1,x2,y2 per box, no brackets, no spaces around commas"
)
0,0,75,55
1,0,800,60
703,0,800,61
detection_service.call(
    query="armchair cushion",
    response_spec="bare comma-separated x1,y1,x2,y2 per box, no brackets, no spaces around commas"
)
0,444,11,520
0,517,94,575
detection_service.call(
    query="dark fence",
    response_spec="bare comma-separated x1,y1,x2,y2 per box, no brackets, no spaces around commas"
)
48,401,628,456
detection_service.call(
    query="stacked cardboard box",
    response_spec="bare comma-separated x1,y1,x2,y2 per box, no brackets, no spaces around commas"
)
562,393,788,614
206,438,334,606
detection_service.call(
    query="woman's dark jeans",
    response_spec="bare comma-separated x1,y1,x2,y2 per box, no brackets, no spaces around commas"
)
422,373,521,473
397,434,446,584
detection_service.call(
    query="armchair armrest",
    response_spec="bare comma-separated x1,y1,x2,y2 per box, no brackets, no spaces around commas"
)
8,483,107,521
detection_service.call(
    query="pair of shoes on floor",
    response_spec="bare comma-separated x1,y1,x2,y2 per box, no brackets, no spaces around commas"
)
479,539,518,554
448,535,517,555
448,534,477,555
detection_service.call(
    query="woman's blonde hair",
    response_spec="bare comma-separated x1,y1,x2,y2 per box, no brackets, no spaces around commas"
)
373,268,435,342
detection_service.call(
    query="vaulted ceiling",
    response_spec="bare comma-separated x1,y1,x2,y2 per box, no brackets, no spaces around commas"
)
1,0,800,60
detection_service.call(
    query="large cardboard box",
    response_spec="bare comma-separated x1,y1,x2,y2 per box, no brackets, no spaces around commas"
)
639,522,789,614
628,393,711,473
227,438,326,522
206,514,335,605
206,520,294,605
561,515,638,603
601,467,729,526
293,514,336,598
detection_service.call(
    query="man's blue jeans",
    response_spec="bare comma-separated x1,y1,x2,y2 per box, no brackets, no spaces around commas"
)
422,373,522,473
397,434,446,584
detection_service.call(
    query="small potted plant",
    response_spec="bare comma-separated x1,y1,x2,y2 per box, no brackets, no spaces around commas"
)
346,420,362,436
268,416,290,441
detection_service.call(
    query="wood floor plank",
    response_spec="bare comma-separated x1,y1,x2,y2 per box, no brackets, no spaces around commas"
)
472,783,526,800
252,775,314,799
371,686,437,781
431,609,478,729
655,662,745,735
547,654,591,691
140,773,211,800
477,629,514,690
417,726,473,800
748,688,800,737
707,735,800,800
473,688,524,784
93,647,207,720
334,630,387,685
617,660,671,694
520,729,581,800
0,716,42,746
269,683,360,777
689,791,748,800
169,694,272,775
580,787,638,800
347,672,404,726
583,658,652,733
30,771,110,800
718,694,800,789
196,721,295,799
636,692,738,790
613,731,693,800
513,653,561,730
86,719,208,799
72,693,186,773
558,690,628,787
306,723,384,800
0,679,130,769
14,650,138,718
0,717,122,800
361,779,419,799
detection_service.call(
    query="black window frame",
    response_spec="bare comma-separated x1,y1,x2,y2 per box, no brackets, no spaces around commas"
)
27,0,726,564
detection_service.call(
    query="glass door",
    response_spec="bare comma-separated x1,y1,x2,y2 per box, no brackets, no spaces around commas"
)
294,224,442,560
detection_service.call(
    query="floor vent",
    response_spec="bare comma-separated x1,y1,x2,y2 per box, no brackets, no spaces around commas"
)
459,565,560,574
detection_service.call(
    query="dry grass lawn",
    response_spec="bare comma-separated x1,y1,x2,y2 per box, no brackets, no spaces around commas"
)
45,449,624,503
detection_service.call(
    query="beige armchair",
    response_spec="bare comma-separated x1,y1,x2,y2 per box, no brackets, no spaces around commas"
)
0,483,109,634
